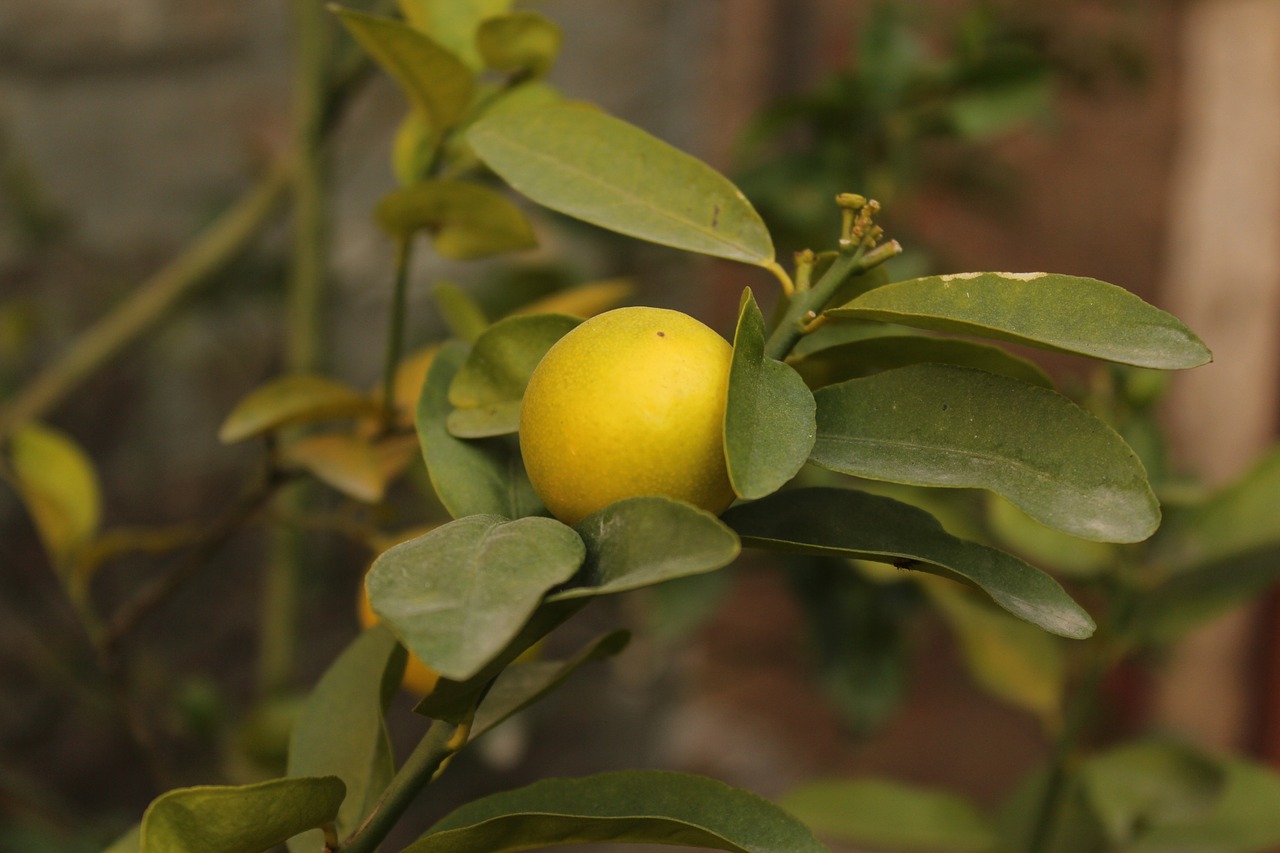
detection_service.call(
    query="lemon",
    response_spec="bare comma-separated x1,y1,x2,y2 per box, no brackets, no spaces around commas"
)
519,306,736,524
357,578,440,696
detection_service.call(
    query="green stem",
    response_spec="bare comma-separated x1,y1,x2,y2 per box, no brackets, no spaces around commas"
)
340,720,466,853
380,237,414,429
763,239,901,361
0,162,291,438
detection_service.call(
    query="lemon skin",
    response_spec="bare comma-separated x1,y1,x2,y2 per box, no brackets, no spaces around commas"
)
519,306,736,524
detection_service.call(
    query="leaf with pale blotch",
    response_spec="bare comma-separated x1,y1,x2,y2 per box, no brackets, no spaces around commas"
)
367,515,584,680
511,278,634,319
404,771,828,853
788,334,1053,390
286,627,404,851
396,0,511,70
5,422,101,571
827,272,1211,369
781,778,996,853
417,341,543,519
219,375,376,444
549,497,740,601
724,288,815,499
810,364,1160,543
333,7,473,130
447,313,580,438
723,488,1095,639
283,433,385,503
476,12,562,77
376,180,537,260
469,104,775,265
471,630,630,738
140,776,345,853
923,578,1065,720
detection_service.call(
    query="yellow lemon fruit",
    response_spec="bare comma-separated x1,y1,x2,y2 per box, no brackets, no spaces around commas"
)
519,306,736,524
357,579,440,697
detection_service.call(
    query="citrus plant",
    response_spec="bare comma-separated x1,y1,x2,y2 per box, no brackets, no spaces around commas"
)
5,4,1280,853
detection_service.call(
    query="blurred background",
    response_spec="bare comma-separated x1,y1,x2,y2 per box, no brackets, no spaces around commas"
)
2,1,1278,850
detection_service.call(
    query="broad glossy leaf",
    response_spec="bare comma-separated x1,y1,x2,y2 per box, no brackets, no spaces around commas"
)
282,433,384,503
367,515,584,680
1128,546,1280,646
549,497,740,601
447,313,580,437
924,579,1064,719
219,374,376,443
725,289,816,499
789,318,906,358
471,630,630,738
723,488,1095,639
476,12,562,77
827,272,1211,369
511,278,634,318
1128,757,1280,853
1157,448,1280,570
433,282,489,343
788,334,1053,390
810,364,1160,543
396,0,511,70
376,180,537,260
1080,739,1225,848
469,104,775,265
5,422,101,570
984,494,1114,579
780,778,996,852
417,341,543,519
140,776,345,853
333,8,473,130
404,770,828,853
287,627,404,850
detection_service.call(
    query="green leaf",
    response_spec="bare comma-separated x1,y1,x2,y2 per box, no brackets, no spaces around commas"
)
947,75,1052,139
286,627,404,850
396,0,511,70
724,289,816,499
1158,447,1280,570
282,433,385,503
446,313,580,437
1079,739,1226,849
375,180,537,260
103,825,140,853
998,768,1107,853
1128,757,1280,853
332,7,474,130
549,497,740,601
923,579,1064,719
404,770,829,853
810,364,1160,543
4,422,101,570
788,334,1053,390
468,103,775,265
432,282,489,343
139,776,345,853
218,374,376,444
723,488,1095,639
984,493,1115,579
779,778,996,852
367,515,584,680
1128,546,1280,646
476,12,562,77
417,341,543,519
827,272,1211,369
392,110,438,185
471,630,630,738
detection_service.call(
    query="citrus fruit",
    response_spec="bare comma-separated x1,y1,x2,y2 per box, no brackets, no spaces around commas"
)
357,577,440,696
519,306,736,524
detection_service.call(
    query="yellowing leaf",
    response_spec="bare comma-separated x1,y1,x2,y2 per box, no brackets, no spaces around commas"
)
476,12,562,77
375,180,537,260
396,0,512,70
511,278,634,318
219,375,377,444
283,434,386,504
5,422,101,571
